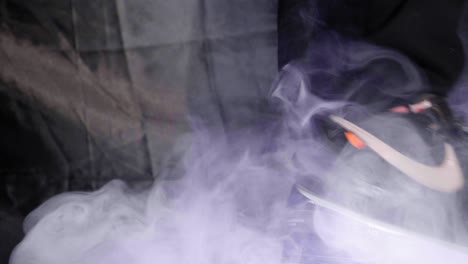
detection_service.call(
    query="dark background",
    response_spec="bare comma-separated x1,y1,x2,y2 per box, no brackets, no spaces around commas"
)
0,1,277,262
3,1,468,263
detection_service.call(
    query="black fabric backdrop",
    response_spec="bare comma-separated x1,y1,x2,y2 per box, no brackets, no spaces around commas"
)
0,1,277,262
278,0,467,97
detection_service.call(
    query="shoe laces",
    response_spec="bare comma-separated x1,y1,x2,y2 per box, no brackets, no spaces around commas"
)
390,94,466,141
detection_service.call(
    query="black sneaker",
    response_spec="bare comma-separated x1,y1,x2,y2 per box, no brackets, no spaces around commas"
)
296,94,468,262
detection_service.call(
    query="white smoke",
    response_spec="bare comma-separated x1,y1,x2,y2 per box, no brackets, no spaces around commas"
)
313,207,468,264
10,130,297,264
9,20,468,264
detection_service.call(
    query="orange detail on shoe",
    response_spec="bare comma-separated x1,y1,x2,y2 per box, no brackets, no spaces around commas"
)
344,131,366,149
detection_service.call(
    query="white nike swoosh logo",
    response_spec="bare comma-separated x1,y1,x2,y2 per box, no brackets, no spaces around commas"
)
330,115,464,193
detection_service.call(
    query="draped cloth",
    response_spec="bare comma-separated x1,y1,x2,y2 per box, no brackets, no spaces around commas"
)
0,1,277,261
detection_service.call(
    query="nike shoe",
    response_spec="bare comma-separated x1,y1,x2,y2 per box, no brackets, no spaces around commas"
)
293,94,468,262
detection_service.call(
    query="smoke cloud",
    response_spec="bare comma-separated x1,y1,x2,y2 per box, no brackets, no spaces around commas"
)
10,127,298,264
8,8,468,264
